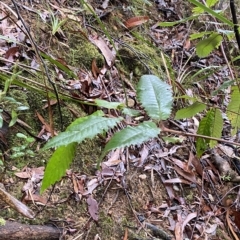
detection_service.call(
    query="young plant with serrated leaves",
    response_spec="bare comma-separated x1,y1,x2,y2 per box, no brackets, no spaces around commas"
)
188,0,234,58
158,0,234,58
175,100,223,157
41,75,173,192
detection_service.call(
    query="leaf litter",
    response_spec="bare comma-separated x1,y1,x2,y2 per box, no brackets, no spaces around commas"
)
0,0,240,239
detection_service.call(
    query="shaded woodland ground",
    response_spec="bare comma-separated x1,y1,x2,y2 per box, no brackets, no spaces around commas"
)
1,0,240,240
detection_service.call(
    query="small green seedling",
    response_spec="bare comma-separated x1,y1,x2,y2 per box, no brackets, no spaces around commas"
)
50,13,67,35
11,133,35,159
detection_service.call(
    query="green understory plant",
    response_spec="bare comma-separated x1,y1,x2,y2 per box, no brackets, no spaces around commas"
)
40,73,240,192
41,74,173,192
10,133,35,159
0,70,29,128
49,12,67,36
159,0,234,58
162,0,240,149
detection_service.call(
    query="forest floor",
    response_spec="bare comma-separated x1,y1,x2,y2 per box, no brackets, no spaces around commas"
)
0,0,240,240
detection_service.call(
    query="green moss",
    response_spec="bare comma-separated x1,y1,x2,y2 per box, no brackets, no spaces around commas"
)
61,22,105,68
0,217,6,226
116,41,166,81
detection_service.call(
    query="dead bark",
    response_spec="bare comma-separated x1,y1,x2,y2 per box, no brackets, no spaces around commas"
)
0,221,61,240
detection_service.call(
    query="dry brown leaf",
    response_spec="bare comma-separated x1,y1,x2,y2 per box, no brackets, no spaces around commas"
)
42,99,58,109
184,39,191,50
84,178,99,195
173,165,197,184
123,228,128,240
124,16,149,28
89,35,116,67
23,193,48,205
159,175,175,200
227,208,239,240
5,46,19,60
190,152,203,177
164,178,191,185
181,212,197,235
232,210,240,231
36,111,57,135
91,58,101,78
87,195,99,221
15,172,30,179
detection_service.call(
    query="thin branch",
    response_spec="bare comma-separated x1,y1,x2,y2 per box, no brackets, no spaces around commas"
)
11,0,63,131
160,123,240,147
230,0,240,52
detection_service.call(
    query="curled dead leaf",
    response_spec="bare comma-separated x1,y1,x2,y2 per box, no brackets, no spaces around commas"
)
124,16,149,28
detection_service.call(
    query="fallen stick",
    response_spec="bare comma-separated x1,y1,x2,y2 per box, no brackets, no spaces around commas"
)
0,221,61,240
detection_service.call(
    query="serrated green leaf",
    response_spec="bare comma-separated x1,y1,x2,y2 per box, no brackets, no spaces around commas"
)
196,109,215,157
137,75,173,120
193,6,204,14
196,33,222,58
95,99,124,109
43,115,122,149
206,0,218,7
227,86,240,135
175,102,206,120
190,32,212,40
209,108,223,148
100,121,160,161
41,143,77,193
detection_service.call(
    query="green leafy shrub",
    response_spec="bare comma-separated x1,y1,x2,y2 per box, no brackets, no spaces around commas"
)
40,73,237,193
41,75,173,192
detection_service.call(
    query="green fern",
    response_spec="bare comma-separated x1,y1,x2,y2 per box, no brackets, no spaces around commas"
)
137,75,173,120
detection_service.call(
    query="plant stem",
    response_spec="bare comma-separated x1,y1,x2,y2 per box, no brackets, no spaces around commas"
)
160,123,240,147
